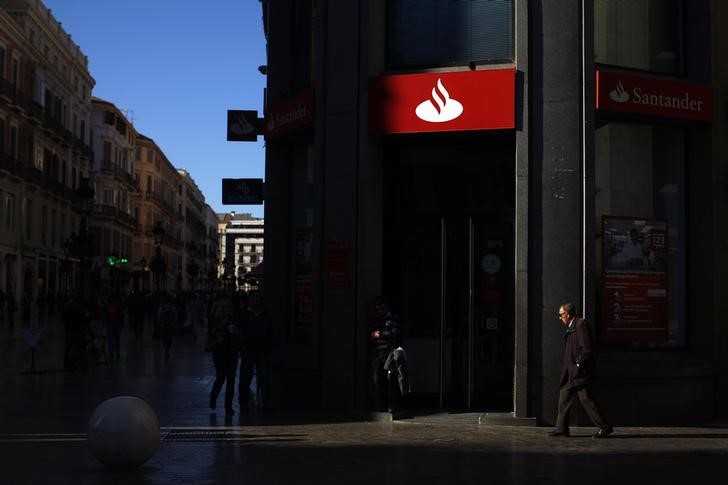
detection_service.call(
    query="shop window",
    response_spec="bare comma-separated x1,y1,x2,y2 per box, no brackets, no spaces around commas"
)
595,123,686,347
387,0,513,69
594,0,682,75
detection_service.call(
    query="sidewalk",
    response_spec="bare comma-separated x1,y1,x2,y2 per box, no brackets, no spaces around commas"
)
1,313,727,484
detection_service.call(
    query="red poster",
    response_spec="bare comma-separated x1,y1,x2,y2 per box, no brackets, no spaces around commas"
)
596,69,713,122
369,68,515,134
601,216,669,343
326,241,351,289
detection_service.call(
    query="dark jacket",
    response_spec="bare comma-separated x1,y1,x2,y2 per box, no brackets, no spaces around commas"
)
560,317,595,387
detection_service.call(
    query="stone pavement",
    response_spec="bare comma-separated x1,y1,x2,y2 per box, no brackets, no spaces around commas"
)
1,311,727,484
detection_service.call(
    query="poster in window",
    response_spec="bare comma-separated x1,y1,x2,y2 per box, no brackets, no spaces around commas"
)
601,216,668,343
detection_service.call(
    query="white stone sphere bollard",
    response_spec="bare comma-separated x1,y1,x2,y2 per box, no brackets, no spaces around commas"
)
87,396,160,469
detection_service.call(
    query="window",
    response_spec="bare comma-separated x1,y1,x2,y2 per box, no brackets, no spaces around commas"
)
41,205,47,246
595,123,685,347
103,140,111,163
10,125,17,158
594,0,682,75
80,120,86,143
11,58,18,86
5,193,14,230
25,198,32,241
51,210,57,247
387,0,513,69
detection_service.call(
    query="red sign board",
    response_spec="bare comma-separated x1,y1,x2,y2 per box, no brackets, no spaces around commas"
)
326,240,351,289
369,68,515,134
265,88,315,140
601,216,669,343
596,69,713,122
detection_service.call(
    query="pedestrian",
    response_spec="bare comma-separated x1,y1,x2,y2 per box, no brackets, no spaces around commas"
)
369,297,402,412
6,291,17,328
128,291,147,342
548,302,614,439
156,293,178,358
105,296,124,359
207,292,240,415
238,291,272,411
62,297,90,370
184,293,206,341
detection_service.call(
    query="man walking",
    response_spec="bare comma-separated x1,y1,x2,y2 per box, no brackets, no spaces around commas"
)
548,302,613,439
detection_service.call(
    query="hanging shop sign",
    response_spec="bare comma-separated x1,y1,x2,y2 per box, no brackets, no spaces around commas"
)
227,110,264,141
600,216,669,343
221,178,264,205
369,68,516,134
596,69,713,122
265,88,315,140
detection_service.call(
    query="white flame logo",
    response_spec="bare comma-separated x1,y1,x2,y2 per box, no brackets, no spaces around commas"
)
415,78,464,123
609,81,629,103
231,113,255,135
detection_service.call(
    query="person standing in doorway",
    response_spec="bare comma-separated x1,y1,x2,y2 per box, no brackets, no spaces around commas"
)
369,297,401,413
548,302,613,439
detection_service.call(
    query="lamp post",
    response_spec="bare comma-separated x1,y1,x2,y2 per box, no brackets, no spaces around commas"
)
150,221,166,293
135,256,148,292
75,177,95,301
186,241,200,292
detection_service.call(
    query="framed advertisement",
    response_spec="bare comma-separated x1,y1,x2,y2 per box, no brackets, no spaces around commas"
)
601,216,669,343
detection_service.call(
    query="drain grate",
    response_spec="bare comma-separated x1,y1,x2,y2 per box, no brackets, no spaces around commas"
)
163,430,231,442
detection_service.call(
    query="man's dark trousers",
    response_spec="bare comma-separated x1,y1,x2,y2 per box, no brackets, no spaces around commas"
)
554,381,608,431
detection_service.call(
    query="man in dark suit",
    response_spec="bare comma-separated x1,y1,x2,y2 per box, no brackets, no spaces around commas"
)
548,302,614,439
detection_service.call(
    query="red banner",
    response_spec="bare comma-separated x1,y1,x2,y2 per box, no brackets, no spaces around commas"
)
369,68,515,134
601,216,669,343
596,69,713,122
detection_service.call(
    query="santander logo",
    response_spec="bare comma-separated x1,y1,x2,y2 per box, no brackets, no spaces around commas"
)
415,78,463,123
609,81,629,103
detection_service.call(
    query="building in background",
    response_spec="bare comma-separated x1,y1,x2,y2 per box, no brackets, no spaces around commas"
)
260,0,727,425
177,168,207,292
217,211,264,291
89,97,137,295
0,0,94,308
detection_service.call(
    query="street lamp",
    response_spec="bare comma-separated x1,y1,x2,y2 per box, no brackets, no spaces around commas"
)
136,256,148,292
150,221,166,293
60,234,75,297
75,177,95,300
186,241,200,292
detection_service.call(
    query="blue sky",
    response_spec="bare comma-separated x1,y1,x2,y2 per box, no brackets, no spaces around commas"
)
44,0,267,218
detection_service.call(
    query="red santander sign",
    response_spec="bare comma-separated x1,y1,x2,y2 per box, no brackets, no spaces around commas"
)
369,68,515,134
596,69,713,122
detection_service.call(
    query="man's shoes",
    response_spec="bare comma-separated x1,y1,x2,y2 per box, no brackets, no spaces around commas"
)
593,426,614,439
547,429,570,437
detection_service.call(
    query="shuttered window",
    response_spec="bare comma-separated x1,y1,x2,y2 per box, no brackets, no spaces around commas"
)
387,0,513,69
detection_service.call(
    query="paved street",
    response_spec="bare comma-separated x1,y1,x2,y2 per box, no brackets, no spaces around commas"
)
1,311,727,484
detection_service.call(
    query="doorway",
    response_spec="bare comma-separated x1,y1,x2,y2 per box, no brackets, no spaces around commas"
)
383,134,515,411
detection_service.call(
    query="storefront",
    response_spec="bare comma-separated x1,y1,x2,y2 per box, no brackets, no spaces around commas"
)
261,0,723,424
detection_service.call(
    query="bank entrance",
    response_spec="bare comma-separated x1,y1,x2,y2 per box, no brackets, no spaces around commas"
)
383,133,515,411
